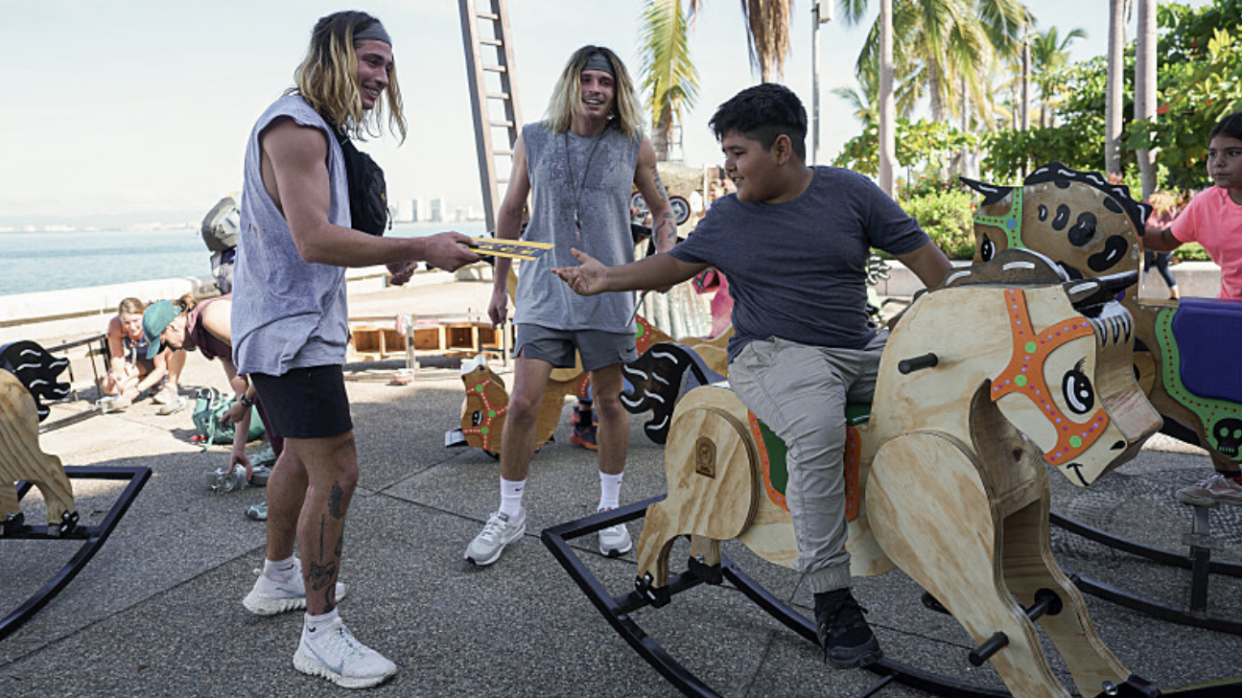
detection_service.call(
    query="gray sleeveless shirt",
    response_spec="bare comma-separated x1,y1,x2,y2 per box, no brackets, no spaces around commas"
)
514,121,640,332
232,95,350,376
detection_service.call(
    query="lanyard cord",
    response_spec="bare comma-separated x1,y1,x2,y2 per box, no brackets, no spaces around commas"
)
564,130,605,241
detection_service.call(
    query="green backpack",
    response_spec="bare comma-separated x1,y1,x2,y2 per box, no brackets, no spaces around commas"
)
192,387,264,450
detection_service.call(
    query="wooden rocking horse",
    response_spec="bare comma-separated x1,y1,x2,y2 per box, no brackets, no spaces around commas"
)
0,341,78,536
1,339,151,641
452,315,732,455
962,163,1242,476
633,249,1162,698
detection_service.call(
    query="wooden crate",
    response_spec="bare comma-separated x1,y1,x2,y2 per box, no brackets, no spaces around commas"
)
350,319,511,362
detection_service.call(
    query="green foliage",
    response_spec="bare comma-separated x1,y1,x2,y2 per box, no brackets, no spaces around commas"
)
979,0,1242,189
896,179,976,260
833,118,978,177
1177,242,1212,262
1126,20,1242,190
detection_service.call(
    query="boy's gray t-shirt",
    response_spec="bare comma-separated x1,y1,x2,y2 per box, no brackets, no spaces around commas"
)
514,121,640,333
670,166,930,360
232,95,351,377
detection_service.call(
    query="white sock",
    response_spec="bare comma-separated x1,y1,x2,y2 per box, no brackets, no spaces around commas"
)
598,471,623,511
304,608,340,642
263,555,298,582
499,477,525,518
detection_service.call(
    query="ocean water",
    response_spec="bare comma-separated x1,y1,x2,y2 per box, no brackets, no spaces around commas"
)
0,220,488,298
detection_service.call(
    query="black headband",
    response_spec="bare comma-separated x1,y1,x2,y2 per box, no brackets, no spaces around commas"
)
583,51,615,78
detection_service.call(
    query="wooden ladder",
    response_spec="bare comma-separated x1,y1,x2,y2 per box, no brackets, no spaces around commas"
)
459,0,523,233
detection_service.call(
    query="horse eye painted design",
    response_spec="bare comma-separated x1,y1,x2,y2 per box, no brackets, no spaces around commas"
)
1062,360,1095,415
981,235,995,262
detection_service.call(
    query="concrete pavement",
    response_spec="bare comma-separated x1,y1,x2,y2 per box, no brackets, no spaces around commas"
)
2,277,1241,698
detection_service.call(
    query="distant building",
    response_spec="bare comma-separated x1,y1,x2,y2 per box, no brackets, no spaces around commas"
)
429,197,445,223
397,198,418,223
453,206,482,223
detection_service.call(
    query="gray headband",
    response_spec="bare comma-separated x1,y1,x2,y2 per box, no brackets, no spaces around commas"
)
354,21,391,46
583,51,615,78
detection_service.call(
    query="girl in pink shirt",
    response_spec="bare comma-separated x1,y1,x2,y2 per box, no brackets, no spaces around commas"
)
1144,111,1242,301
1141,111,1242,504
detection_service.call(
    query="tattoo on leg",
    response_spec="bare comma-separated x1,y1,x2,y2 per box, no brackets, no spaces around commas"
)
328,483,345,519
307,559,338,592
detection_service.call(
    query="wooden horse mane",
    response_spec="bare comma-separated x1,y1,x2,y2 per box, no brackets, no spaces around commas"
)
961,162,1152,237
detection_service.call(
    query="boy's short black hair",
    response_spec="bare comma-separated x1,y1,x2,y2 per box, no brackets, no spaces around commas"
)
709,83,807,161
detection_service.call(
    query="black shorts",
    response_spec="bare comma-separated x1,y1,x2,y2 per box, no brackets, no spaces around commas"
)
250,365,353,439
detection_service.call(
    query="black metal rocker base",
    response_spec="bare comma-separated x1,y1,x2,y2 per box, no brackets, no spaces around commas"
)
1,465,151,641
1050,510,1242,635
543,499,1239,698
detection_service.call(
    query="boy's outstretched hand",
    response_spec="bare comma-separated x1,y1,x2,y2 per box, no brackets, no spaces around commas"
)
552,248,607,296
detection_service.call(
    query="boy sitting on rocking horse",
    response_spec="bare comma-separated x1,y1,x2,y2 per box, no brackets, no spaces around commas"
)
554,83,952,669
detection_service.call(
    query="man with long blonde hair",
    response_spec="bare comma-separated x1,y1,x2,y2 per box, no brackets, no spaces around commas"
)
466,45,676,566
232,11,479,689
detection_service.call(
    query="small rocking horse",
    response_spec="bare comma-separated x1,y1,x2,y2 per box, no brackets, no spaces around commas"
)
963,162,1242,477
634,249,1161,698
0,341,78,536
453,315,732,455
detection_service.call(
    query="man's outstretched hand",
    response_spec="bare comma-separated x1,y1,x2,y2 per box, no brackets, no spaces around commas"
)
552,248,607,296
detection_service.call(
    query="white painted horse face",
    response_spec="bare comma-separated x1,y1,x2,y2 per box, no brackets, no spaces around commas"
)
990,283,1160,486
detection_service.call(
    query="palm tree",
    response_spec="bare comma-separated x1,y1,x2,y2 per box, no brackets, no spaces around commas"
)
839,0,1029,125
739,0,794,82
1104,0,1127,176
640,0,700,160
831,45,922,125
637,0,794,161
1134,0,1157,196
1029,24,1087,127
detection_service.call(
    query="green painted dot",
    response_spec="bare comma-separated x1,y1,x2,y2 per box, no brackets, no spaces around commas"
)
1069,436,1082,448
1015,375,1027,387
474,385,484,393
480,427,490,435
488,409,496,418
1025,341,1037,354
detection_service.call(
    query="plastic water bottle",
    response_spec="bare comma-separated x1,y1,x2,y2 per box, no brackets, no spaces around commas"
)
205,464,248,494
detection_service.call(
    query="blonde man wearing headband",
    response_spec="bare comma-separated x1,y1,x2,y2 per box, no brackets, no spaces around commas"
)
466,46,676,566
231,11,479,688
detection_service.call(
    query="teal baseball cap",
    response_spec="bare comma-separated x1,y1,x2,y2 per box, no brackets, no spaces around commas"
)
142,300,179,359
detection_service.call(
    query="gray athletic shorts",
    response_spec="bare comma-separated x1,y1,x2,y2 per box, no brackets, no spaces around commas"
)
514,324,637,372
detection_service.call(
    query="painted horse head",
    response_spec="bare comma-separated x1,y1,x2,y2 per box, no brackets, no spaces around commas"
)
459,354,509,453
878,248,1161,487
0,341,71,422
962,163,1152,283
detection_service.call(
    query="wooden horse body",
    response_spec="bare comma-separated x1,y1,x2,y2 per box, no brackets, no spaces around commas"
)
0,342,78,535
635,251,1161,698
965,163,1242,473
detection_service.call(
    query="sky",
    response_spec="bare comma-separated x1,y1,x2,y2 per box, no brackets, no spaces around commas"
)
0,0,1214,225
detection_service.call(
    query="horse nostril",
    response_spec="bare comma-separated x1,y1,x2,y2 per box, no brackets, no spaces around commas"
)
1111,439,1126,450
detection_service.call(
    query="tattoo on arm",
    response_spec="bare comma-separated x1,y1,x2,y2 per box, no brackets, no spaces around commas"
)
651,167,670,204
655,212,676,249
328,483,345,519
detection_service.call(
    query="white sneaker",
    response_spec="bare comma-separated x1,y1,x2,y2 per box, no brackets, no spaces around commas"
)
293,617,397,689
464,509,526,566
242,559,348,616
597,508,632,557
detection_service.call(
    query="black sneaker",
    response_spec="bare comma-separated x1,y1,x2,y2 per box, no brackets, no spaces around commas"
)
814,588,882,669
